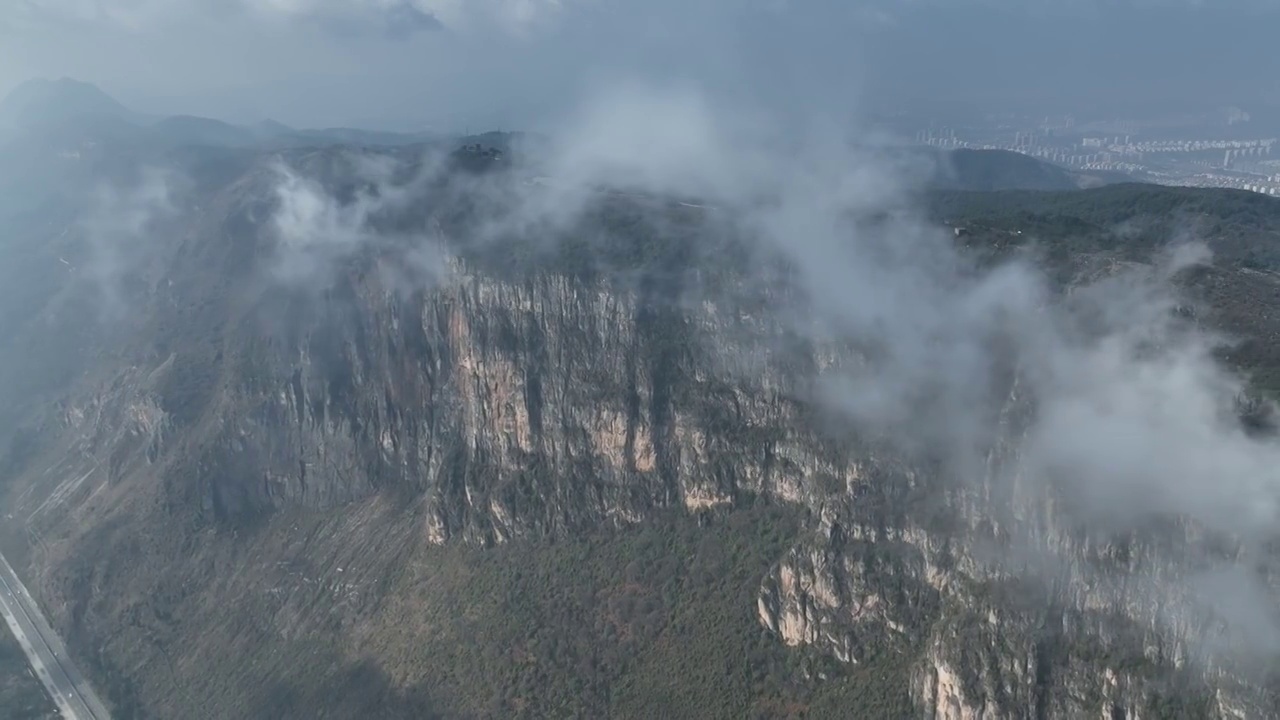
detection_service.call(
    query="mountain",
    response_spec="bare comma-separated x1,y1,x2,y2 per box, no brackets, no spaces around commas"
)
3,119,1280,718
0,77,137,133
252,118,295,137
151,115,260,148
928,148,1132,192
933,182,1280,265
935,148,1080,191
288,126,441,147
0,79,451,152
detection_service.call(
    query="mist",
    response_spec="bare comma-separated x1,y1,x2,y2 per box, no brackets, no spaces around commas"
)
543,84,1280,538
250,77,1280,659
10,48,1258,659
5,1,1280,711
78,166,178,321
5,1,1279,128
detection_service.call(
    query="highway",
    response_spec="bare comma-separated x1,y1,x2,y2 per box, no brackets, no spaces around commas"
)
0,552,111,719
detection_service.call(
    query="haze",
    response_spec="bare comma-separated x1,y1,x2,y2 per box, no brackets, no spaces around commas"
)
5,0,1280,717
3,0,1279,130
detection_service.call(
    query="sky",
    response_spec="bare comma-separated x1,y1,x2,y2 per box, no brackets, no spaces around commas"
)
1,0,1279,132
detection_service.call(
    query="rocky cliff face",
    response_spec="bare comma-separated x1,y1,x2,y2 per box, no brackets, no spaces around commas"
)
2,147,1278,718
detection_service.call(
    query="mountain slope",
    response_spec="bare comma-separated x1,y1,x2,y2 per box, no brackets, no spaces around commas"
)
0,79,450,152
151,115,259,148
0,139,1279,719
0,78,136,132
931,147,1144,191
933,148,1082,191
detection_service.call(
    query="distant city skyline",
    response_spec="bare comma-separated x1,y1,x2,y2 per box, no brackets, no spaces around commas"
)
913,110,1280,196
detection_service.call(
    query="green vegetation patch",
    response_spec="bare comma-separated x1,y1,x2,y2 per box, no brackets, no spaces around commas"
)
385,503,913,719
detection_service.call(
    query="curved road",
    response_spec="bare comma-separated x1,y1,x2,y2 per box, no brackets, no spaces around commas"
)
0,553,110,719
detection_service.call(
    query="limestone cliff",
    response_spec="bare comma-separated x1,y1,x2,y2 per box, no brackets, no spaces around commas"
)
1,146,1278,719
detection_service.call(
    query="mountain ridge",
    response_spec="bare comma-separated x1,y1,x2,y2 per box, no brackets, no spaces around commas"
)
0,77,137,132
0,133,1277,717
0,78,447,150
1,79,1105,192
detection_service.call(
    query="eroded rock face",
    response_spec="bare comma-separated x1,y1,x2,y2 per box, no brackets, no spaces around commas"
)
752,378,1280,720
190,263,820,544
168,253,1280,715
5,156,1280,719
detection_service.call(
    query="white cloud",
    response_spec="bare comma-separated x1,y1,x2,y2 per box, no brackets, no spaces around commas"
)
431,82,1280,649
267,152,446,289
80,167,180,320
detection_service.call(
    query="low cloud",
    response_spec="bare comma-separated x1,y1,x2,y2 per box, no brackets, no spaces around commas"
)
79,166,180,321
543,82,1273,520
254,80,1280,656
267,151,446,291
494,83,1280,651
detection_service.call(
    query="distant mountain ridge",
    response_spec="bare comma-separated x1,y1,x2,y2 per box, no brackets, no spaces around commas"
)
926,147,1134,192
0,77,138,132
0,78,1128,195
0,78,463,150
935,148,1079,191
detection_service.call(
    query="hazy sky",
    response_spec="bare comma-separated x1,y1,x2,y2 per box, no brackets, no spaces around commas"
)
1,1,1278,129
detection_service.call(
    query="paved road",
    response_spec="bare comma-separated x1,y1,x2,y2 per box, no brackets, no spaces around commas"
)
0,553,111,719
